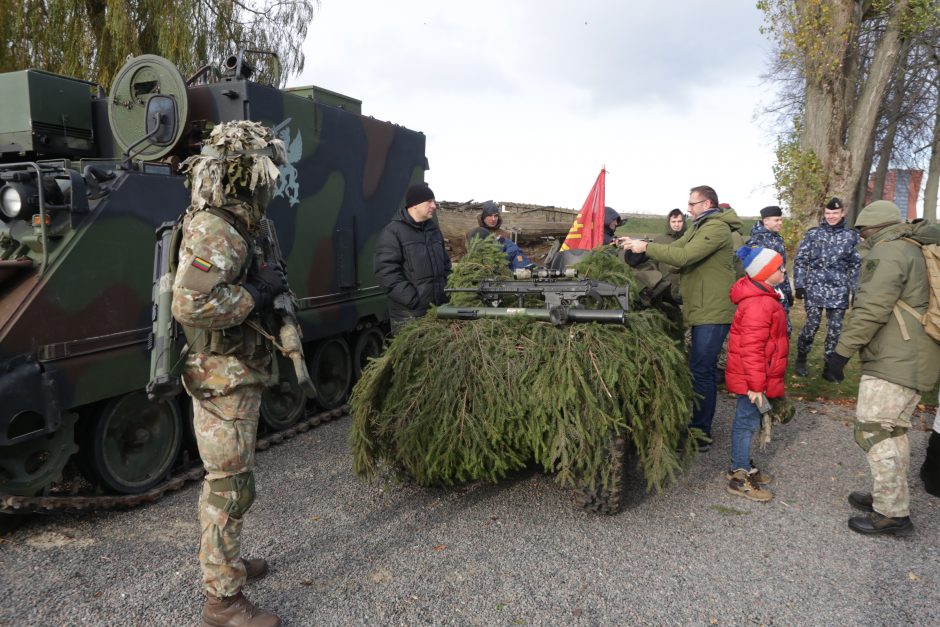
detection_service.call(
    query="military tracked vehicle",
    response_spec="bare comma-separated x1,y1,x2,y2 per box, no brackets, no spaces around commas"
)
0,52,427,502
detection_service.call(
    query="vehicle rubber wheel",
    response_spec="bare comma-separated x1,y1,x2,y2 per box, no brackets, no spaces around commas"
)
575,429,628,515
260,357,307,431
308,337,352,410
83,391,182,494
352,327,385,380
0,413,78,496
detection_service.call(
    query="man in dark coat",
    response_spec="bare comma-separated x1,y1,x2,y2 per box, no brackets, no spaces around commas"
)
652,208,686,302
746,205,793,333
792,197,860,375
603,206,623,245
374,183,452,333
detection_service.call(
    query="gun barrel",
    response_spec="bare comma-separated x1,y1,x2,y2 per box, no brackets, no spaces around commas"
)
147,221,183,401
436,306,626,326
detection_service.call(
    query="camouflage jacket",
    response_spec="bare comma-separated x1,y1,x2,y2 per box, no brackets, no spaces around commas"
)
793,219,860,308
171,203,273,396
835,222,940,392
745,222,793,306
645,207,743,326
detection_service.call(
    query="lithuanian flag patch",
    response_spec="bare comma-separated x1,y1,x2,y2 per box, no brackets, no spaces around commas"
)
191,257,213,272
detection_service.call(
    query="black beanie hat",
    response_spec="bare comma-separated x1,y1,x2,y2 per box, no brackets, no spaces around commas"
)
760,205,783,218
826,197,843,210
481,200,499,216
405,183,435,208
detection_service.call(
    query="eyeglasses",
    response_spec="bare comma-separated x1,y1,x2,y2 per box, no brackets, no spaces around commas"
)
688,199,708,207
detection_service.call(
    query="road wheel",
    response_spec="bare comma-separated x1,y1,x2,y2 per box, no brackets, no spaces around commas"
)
352,327,385,380
308,337,352,410
260,357,307,431
83,391,182,494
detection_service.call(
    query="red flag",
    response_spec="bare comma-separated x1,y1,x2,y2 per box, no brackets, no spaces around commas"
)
561,168,606,251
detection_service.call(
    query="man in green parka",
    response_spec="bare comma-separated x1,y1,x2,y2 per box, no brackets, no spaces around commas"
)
622,185,743,449
823,200,940,536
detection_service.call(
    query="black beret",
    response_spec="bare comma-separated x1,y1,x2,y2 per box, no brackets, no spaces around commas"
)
826,197,843,210
405,183,435,208
760,205,782,218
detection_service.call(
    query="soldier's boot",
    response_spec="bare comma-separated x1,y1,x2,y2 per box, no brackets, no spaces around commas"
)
847,511,914,537
202,591,281,627
726,469,773,502
726,464,773,485
794,353,808,377
243,558,269,583
920,431,940,497
847,491,874,512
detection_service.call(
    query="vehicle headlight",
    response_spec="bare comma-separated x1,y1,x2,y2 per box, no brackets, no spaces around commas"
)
1,185,24,219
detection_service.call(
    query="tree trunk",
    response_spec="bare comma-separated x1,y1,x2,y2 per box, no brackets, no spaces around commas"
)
872,43,911,201
855,137,876,211
841,0,911,223
924,70,940,224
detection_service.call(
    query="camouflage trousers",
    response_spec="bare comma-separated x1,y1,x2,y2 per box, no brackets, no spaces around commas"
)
797,306,845,362
193,385,263,597
855,375,919,518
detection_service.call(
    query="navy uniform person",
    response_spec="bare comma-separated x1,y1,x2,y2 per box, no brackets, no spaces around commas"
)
172,121,287,626
746,205,793,333
823,201,940,536
792,197,860,376
374,183,452,333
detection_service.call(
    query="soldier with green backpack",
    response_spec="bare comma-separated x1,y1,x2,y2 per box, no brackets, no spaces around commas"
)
823,200,940,537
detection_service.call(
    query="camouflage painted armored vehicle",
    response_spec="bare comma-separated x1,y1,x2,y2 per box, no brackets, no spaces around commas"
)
0,53,427,503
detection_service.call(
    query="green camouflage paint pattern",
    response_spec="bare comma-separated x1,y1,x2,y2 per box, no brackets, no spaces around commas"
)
0,54,427,494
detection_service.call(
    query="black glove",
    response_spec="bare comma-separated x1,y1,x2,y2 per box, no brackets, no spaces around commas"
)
795,287,805,300
822,353,849,383
243,263,287,312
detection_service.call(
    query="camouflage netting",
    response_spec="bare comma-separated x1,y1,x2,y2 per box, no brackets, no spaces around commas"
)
349,246,695,496
180,120,287,210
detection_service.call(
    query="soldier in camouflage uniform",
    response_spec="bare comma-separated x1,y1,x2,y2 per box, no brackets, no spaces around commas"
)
823,201,940,536
172,121,287,627
792,197,860,376
745,205,793,334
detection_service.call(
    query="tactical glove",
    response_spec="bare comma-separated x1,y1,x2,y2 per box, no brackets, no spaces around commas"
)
795,287,805,300
243,263,288,313
822,353,849,383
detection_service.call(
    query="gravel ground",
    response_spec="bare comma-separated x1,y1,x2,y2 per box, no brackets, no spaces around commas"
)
1,395,938,626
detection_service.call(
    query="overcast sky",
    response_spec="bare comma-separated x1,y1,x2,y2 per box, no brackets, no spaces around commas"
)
292,1,781,215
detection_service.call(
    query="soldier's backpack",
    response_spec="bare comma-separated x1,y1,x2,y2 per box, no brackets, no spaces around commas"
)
893,237,940,343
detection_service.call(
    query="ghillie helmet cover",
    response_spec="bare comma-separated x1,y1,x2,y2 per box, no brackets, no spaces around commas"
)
181,120,287,210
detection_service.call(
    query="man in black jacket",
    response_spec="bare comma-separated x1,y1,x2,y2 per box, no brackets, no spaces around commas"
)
374,183,452,333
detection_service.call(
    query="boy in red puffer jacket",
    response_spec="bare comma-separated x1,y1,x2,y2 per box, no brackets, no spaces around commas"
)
724,246,789,502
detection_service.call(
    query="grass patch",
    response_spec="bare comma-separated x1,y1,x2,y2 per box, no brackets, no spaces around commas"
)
615,215,758,239
786,303,940,403
711,505,749,516
786,303,860,402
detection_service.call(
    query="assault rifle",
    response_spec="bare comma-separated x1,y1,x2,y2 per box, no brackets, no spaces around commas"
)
440,274,631,326
257,217,317,399
146,220,184,401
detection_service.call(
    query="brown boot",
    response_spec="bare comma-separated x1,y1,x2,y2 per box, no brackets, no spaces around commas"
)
202,591,281,627
242,557,269,583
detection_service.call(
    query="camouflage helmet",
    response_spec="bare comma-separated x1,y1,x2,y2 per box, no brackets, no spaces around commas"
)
854,200,902,228
180,120,287,211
